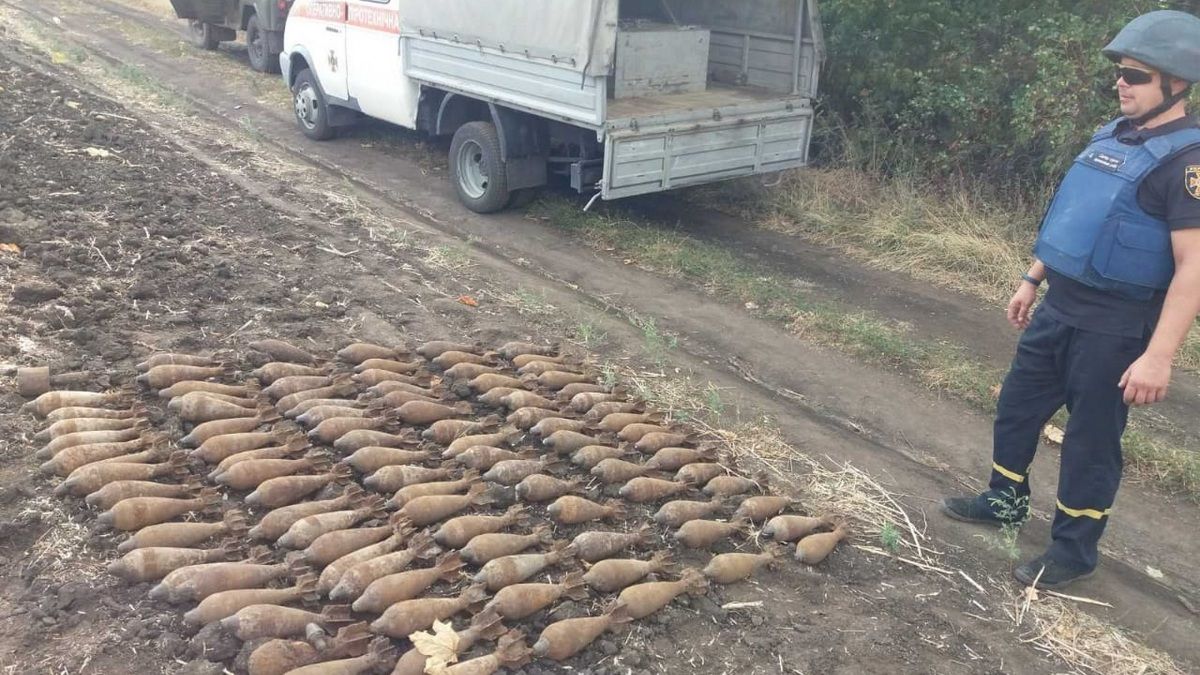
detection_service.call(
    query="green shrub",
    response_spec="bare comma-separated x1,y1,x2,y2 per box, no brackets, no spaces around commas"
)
816,1,1200,191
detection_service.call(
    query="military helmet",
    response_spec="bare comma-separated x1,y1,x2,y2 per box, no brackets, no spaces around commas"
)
1103,10,1200,83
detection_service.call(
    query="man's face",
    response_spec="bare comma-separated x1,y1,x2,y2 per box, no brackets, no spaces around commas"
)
1117,57,1165,118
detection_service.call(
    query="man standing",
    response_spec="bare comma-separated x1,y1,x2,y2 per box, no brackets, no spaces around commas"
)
942,11,1200,590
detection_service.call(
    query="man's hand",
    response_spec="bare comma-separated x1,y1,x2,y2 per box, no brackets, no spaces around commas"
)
1119,353,1171,406
1007,282,1038,330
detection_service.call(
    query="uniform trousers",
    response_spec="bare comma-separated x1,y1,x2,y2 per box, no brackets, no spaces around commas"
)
987,309,1149,571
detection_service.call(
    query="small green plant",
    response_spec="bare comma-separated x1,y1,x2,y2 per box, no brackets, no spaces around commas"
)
631,315,677,369
505,287,554,316
239,118,266,142
984,488,1032,562
574,318,606,348
879,522,902,553
703,383,725,417
115,63,151,87
600,363,619,390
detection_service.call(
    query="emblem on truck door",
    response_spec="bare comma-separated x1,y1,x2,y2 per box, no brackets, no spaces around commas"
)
328,50,338,72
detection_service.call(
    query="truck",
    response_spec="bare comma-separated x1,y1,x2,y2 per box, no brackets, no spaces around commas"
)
169,0,291,73
280,0,824,212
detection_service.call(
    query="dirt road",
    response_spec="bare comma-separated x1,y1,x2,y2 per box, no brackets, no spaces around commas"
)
1,1,1197,673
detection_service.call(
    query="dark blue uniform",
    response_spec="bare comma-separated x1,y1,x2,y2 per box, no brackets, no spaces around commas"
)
988,115,1200,573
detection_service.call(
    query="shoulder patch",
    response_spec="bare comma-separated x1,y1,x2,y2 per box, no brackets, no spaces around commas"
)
1188,165,1200,200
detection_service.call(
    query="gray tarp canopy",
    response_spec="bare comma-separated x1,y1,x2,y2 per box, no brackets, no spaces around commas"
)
396,0,620,76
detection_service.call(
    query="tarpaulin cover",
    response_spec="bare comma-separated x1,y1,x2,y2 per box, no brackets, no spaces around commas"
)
396,0,618,75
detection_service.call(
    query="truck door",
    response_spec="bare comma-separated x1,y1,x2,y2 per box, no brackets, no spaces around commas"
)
290,0,347,100
344,0,417,127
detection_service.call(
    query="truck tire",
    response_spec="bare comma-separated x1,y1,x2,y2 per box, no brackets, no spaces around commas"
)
245,14,280,73
292,69,335,141
187,20,220,50
450,122,510,213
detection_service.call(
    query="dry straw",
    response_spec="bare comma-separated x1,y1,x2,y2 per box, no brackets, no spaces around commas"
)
1006,594,1184,675
19,494,107,583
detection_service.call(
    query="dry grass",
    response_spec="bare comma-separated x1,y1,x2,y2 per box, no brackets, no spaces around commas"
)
106,0,176,18
703,167,1200,370
18,494,107,583
1007,594,1185,675
481,287,557,317
422,245,474,272
708,168,1035,305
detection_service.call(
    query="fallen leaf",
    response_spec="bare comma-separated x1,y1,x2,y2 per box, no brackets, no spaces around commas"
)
0,243,20,254
457,295,478,307
1042,424,1064,445
83,147,112,158
410,620,460,670
989,383,1002,400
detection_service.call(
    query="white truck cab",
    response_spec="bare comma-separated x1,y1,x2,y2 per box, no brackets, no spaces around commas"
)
282,0,823,213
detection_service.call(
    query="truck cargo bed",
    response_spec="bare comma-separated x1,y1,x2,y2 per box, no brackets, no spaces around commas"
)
607,83,787,127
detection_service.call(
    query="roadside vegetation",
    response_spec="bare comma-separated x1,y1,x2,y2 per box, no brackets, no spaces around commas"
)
533,197,1200,502
696,0,1200,368
694,164,1200,371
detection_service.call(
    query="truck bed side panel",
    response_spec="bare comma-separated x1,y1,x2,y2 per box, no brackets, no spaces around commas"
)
403,37,606,128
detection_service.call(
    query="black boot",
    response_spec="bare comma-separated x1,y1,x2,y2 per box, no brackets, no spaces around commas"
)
940,492,1028,527
1014,552,1095,590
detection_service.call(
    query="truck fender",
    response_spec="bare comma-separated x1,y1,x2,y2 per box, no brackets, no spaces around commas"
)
285,48,357,126
286,47,316,88
434,94,488,141
435,96,549,162
435,95,548,190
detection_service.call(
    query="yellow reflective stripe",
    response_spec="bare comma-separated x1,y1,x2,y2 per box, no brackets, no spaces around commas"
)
1056,500,1112,520
992,462,1025,484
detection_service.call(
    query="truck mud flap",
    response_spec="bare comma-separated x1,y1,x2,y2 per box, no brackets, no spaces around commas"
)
602,114,812,200
170,0,230,23
169,0,199,20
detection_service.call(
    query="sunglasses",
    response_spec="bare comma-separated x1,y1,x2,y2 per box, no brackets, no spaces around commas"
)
1115,66,1156,86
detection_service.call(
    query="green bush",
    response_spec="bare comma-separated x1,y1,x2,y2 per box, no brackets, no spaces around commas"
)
816,0,1200,191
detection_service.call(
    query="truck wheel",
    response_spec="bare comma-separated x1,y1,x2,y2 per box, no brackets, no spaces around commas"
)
293,69,335,141
450,122,510,213
187,20,220,50
245,15,279,73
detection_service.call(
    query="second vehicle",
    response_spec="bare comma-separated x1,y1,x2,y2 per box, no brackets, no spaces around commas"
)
169,0,291,73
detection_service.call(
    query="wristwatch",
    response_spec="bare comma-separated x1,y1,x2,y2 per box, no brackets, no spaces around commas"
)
1022,274,1042,287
